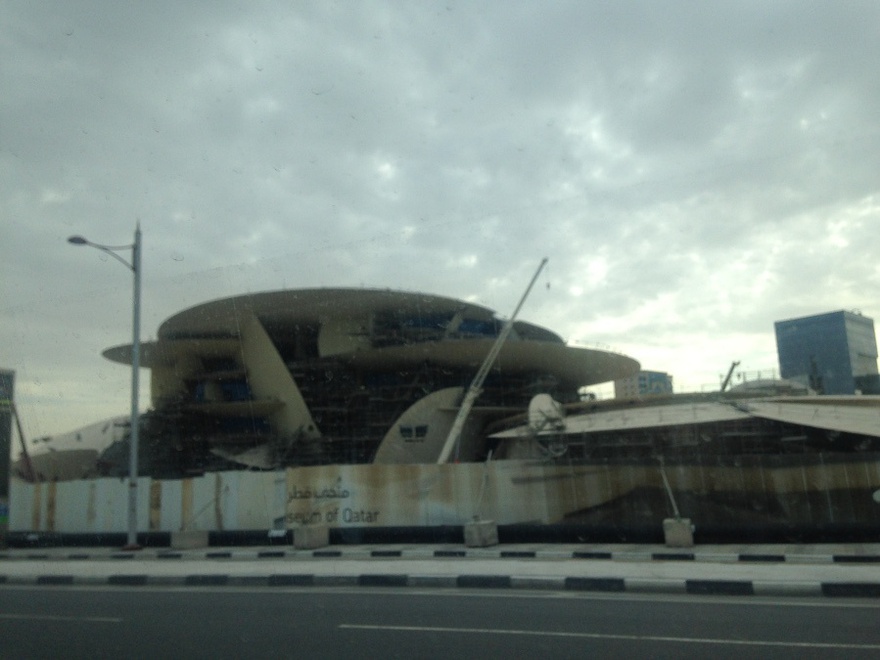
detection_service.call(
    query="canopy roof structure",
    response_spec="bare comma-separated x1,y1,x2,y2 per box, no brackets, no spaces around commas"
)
490,390,880,463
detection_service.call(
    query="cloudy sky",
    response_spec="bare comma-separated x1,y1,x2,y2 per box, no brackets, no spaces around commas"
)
3,1,880,437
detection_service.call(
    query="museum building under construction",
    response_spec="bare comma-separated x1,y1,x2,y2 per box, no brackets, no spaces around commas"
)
9,288,880,539
18,288,639,481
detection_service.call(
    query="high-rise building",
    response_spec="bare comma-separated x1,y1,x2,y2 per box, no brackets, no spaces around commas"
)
774,310,880,395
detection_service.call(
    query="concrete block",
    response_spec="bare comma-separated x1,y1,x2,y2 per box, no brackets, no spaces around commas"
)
464,519,498,548
170,530,209,550
293,525,329,550
663,518,694,548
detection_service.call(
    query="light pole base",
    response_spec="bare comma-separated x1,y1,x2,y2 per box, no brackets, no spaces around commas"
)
663,517,695,548
464,519,499,547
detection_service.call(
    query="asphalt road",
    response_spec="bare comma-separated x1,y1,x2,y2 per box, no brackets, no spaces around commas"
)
1,585,879,659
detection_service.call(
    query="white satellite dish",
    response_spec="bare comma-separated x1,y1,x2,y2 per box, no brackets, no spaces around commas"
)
528,393,566,434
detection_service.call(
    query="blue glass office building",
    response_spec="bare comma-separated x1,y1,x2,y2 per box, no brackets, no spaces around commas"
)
775,311,880,395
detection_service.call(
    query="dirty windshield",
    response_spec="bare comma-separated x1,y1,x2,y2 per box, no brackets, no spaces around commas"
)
2,3,880,656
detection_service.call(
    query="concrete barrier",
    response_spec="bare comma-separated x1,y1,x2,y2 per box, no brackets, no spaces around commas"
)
293,525,329,549
464,519,498,547
170,530,209,549
663,518,694,548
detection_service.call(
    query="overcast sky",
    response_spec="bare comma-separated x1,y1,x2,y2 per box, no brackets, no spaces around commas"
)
3,1,880,438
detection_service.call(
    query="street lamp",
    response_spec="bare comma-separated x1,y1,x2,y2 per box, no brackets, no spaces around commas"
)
68,224,142,550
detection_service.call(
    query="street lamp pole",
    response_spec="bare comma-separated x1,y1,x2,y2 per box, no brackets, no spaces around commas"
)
68,224,142,550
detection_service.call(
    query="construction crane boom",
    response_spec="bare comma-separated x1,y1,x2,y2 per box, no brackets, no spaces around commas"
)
436,257,548,463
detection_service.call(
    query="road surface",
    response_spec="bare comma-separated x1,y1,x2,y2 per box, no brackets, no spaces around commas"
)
1,585,878,658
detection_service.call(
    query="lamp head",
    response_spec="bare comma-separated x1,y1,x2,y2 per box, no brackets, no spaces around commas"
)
67,236,88,245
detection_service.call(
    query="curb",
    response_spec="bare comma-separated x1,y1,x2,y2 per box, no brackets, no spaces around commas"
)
2,573,878,597
3,549,880,563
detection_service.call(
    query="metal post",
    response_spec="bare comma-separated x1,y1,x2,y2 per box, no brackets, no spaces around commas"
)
125,225,142,550
68,225,142,550
0,370,14,548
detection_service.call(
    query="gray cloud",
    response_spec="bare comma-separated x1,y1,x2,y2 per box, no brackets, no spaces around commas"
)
3,0,879,434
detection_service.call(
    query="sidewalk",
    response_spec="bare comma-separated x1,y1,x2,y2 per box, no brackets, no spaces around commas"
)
2,543,879,597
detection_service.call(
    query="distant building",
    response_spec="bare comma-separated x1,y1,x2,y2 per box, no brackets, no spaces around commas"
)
775,310,880,395
614,370,674,399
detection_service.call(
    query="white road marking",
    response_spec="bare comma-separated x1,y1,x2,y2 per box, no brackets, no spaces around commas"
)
0,613,122,623
4,583,879,609
339,624,880,650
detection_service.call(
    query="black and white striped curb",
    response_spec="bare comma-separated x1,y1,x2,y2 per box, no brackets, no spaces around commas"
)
3,548,880,564
2,572,879,597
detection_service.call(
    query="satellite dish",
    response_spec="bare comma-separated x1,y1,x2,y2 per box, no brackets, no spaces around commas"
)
528,393,565,433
